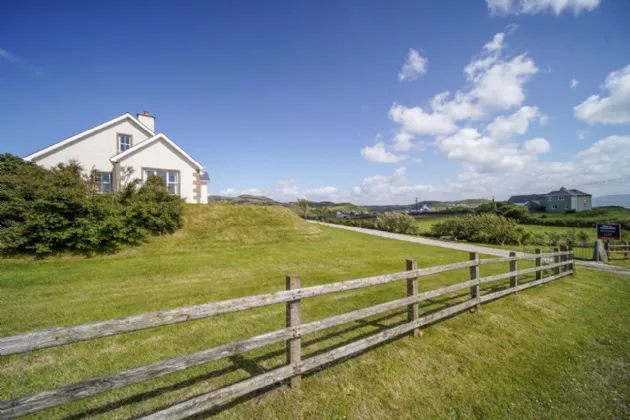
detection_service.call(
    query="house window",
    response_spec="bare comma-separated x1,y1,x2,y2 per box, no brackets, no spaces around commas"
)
565,205,569,210
584,200,588,208
143,169,179,195
551,205,557,210
558,196,565,201
95,172,111,192
549,197,554,201
118,134,132,153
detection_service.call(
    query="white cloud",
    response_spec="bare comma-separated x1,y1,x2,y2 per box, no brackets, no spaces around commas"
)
484,33,505,52
577,129,587,140
276,179,300,199
351,167,433,199
487,0,601,15
486,106,547,141
391,131,427,152
469,53,538,110
523,137,551,154
577,135,630,163
574,64,630,124
0,48,20,64
216,135,630,204
398,49,428,81
304,186,339,200
571,79,579,88
219,188,237,196
436,127,550,173
361,142,408,163
505,23,519,34
389,104,458,135
431,32,537,121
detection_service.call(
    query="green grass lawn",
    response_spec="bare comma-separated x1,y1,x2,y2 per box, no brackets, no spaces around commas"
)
1,205,628,419
526,206,630,222
416,216,594,237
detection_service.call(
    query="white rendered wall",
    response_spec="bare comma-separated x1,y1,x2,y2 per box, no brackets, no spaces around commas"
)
118,139,199,203
200,183,208,204
31,119,152,172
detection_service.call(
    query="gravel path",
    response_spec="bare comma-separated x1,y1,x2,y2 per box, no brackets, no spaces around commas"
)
310,221,520,257
312,221,630,276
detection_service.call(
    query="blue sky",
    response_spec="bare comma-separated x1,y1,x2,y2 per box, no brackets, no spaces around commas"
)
1,0,630,204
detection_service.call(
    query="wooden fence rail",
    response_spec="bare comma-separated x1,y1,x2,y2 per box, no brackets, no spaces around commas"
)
608,243,630,259
0,250,574,420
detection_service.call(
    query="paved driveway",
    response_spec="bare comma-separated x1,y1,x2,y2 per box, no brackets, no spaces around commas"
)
311,221,521,257
311,221,630,276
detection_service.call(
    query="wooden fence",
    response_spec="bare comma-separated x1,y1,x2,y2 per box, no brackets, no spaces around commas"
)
608,243,630,259
0,248,574,420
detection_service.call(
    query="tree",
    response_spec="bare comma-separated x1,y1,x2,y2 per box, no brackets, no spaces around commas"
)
312,206,329,221
298,199,309,218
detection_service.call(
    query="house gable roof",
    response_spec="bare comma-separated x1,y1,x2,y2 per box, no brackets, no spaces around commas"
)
24,113,155,162
110,133,204,170
507,194,545,203
545,188,591,196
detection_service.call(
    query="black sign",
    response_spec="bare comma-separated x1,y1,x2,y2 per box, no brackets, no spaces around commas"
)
596,223,621,240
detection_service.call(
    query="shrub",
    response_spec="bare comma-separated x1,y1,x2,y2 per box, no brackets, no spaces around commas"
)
376,212,419,234
577,231,590,247
530,232,547,246
476,201,528,221
429,214,529,245
548,231,562,246
0,155,184,255
562,230,578,247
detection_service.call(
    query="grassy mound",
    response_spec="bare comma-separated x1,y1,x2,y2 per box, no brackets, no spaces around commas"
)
133,204,322,254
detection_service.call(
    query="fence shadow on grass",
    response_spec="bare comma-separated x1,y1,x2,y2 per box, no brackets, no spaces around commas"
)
8,251,572,420
62,290,476,420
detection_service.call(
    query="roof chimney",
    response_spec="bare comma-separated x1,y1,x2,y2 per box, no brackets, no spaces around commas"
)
137,111,155,132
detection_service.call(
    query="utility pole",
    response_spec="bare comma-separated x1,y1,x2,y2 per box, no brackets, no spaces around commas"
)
415,197,418,211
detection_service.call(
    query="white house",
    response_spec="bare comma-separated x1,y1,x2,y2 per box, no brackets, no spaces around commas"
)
24,112,209,204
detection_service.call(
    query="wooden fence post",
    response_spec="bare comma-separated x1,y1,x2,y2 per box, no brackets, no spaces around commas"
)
509,251,517,289
406,259,420,337
469,252,479,311
553,247,560,275
568,246,574,273
561,245,568,272
286,274,301,389
535,248,542,280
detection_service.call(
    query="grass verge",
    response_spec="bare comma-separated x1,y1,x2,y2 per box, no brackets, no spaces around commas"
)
1,205,628,419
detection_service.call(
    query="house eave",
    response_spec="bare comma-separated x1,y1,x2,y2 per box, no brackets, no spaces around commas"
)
24,113,155,162
110,133,204,170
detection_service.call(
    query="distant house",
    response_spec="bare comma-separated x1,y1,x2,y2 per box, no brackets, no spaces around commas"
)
507,194,545,208
539,187,592,213
407,204,430,215
509,188,592,213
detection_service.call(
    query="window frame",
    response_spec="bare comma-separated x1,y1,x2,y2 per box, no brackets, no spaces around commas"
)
558,196,565,201
117,134,133,153
95,171,112,193
142,168,181,196
551,205,558,210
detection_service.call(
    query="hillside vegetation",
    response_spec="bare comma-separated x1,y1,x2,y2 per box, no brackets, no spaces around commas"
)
135,204,322,252
1,205,628,419
207,194,283,206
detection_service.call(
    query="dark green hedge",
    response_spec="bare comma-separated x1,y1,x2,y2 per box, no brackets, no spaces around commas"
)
0,154,184,255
